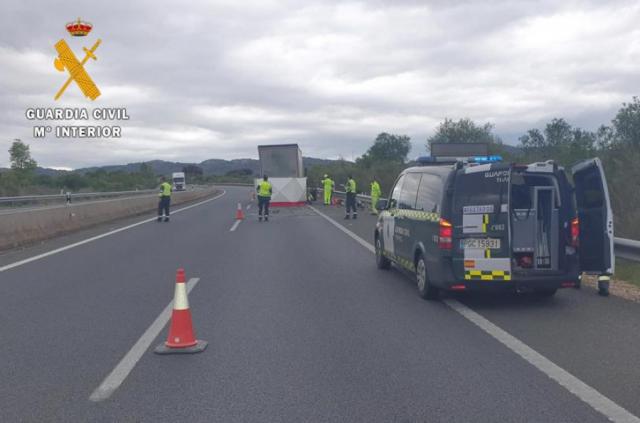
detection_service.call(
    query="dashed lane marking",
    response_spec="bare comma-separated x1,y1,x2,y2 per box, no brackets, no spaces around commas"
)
308,205,640,423
89,278,200,402
230,219,241,232
0,191,227,273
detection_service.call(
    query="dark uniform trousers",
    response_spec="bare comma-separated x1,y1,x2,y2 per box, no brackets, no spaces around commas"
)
346,193,357,215
158,196,171,217
258,196,270,216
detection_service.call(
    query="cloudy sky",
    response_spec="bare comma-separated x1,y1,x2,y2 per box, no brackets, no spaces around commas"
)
1,0,638,169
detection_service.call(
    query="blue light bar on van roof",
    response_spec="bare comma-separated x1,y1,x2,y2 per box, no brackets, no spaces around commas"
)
471,155,502,163
416,155,502,165
417,156,437,164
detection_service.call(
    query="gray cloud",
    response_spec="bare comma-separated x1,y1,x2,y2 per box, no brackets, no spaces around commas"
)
0,0,638,169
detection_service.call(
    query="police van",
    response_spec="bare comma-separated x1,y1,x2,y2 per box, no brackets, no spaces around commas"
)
374,154,614,299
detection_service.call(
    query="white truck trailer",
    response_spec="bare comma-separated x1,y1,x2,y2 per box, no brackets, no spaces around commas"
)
256,144,306,206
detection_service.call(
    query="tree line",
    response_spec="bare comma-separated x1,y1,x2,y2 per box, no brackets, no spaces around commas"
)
308,97,640,238
2,97,638,237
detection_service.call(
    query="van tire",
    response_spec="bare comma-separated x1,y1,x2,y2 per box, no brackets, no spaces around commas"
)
375,235,391,270
416,253,439,300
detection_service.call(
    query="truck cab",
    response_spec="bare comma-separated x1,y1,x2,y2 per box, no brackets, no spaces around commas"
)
374,156,614,300
172,172,186,191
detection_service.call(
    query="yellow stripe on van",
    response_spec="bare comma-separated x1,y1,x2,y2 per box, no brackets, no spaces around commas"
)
464,270,511,281
391,209,440,222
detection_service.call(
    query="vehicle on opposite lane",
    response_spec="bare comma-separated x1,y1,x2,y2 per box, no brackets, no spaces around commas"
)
172,172,186,191
374,156,614,300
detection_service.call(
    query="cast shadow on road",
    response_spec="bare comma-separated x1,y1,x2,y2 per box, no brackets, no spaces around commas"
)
386,262,568,312
451,290,570,312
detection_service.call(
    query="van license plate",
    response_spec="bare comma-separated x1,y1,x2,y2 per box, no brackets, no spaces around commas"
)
460,238,501,249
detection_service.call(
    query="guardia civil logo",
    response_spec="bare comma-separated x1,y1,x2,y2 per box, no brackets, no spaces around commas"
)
53,18,102,101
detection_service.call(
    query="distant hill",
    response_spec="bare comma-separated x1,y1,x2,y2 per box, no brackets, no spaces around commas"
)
4,148,526,178
0,166,68,176
76,160,193,175
1,157,342,177
5,149,526,178
73,157,340,176
35,167,68,176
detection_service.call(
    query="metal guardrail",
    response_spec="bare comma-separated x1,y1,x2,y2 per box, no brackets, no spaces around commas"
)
327,190,640,263
214,182,254,187
0,189,158,208
614,237,640,262
328,189,379,204
0,186,213,216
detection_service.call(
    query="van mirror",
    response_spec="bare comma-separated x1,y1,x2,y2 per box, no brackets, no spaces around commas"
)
377,199,388,209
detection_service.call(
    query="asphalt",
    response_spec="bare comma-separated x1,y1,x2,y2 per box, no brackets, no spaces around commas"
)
0,186,636,422
319,199,640,418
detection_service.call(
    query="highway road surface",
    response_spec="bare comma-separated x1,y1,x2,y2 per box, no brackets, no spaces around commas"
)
1,186,639,422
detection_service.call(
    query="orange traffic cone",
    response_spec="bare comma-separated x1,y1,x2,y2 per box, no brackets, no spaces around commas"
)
154,268,207,354
235,202,245,220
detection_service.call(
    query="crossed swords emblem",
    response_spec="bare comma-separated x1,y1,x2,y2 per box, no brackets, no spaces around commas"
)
54,38,102,100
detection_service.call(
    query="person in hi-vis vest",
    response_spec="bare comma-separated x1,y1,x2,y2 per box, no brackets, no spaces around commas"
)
157,176,172,222
344,175,357,220
257,175,273,222
321,174,334,205
370,177,381,215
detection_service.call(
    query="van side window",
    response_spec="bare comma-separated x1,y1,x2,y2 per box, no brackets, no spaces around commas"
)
399,173,421,210
389,175,405,209
416,173,442,213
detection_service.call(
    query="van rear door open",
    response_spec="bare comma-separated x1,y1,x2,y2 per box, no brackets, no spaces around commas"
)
571,158,615,275
452,163,511,282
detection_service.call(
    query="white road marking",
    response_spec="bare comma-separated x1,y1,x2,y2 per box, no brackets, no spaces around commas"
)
443,299,640,423
308,206,374,254
230,219,241,232
0,191,226,273
308,206,640,423
246,204,251,210
89,277,200,402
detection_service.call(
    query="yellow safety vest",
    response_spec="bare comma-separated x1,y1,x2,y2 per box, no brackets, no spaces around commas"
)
346,179,356,193
322,178,334,190
371,181,381,197
258,181,272,197
159,182,172,197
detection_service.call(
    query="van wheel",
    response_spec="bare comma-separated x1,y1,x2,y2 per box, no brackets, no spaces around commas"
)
535,289,557,297
375,236,391,270
416,254,439,300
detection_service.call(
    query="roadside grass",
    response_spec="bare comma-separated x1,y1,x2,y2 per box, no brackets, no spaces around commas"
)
615,258,640,289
